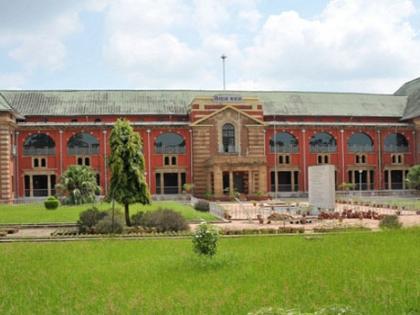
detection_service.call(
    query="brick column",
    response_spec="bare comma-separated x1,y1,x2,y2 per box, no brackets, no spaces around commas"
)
414,119,420,164
0,112,17,203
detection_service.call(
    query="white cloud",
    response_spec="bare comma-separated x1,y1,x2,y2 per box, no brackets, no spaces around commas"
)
3,0,416,91
101,0,420,92
240,0,420,92
0,2,87,71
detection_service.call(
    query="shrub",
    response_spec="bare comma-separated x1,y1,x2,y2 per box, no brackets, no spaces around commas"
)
95,214,124,234
56,165,100,205
130,211,145,226
141,208,189,232
194,200,210,212
192,222,218,257
379,215,402,230
44,196,60,210
78,207,108,233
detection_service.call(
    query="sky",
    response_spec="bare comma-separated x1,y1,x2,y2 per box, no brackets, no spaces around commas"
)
1,0,420,93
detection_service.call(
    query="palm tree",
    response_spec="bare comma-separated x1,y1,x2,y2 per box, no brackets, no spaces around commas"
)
56,165,100,204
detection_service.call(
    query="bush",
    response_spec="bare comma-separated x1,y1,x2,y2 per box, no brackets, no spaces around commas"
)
194,200,210,212
95,214,124,234
131,211,145,226
192,222,218,257
77,207,108,233
379,215,402,230
44,196,60,210
141,208,189,232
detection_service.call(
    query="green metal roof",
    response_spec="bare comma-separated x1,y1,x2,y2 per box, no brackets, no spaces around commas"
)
395,77,420,120
0,93,12,111
395,77,420,96
0,89,408,118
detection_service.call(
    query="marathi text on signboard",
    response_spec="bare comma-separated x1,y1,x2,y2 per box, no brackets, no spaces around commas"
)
213,95,242,103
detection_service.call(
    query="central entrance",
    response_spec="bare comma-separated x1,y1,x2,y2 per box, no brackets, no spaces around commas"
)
233,171,248,194
221,170,255,196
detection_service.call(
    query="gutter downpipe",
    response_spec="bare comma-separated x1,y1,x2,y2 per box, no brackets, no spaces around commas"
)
274,116,278,199
103,129,108,195
147,129,151,188
340,129,345,187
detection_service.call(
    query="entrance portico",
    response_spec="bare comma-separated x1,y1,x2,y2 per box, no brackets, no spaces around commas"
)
206,155,267,198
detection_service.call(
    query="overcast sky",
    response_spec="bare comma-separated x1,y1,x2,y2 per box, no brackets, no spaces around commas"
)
1,0,420,93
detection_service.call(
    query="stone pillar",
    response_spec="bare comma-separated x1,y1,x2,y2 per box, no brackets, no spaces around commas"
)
402,170,406,189
291,171,295,192
47,175,51,196
214,168,223,197
29,175,33,197
367,170,371,190
274,170,278,194
207,170,211,193
229,171,234,194
160,172,164,195
248,170,253,194
177,172,182,193
261,167,267,195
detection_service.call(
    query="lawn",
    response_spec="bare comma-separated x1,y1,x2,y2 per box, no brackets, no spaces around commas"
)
0,229,419,314
0,201,216,224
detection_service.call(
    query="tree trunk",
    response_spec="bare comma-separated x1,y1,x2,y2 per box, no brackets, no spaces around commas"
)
124,203,131,226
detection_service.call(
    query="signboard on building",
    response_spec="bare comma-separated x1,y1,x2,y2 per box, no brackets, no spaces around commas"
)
213,95,242,103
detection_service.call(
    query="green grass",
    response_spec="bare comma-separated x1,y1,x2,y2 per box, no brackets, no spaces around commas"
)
0,229,419,314
0,201,216,224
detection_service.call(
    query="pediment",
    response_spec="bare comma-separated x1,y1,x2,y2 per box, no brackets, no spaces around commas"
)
190,105,265,126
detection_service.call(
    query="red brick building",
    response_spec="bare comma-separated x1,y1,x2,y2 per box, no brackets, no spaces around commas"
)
0,77,419,203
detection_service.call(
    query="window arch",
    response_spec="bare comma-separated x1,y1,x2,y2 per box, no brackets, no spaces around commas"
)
67,133,100,155
309,132,337,153
270,132,298,153
222,123,236,153
347,132,373,152
23,134,55,156
384,133,409,152
155,133,185,154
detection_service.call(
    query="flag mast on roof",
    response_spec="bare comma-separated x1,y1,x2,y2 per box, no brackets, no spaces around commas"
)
221,54,227,90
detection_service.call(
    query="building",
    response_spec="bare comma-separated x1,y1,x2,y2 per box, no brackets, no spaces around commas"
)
0,77,420,203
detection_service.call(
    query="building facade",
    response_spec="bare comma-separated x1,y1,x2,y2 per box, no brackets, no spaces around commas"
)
0,78,420,203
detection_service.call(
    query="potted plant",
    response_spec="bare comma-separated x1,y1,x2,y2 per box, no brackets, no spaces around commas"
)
182,183,193,194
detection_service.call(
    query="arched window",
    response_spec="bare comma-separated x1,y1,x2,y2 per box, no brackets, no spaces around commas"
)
222,123,236,153
23,134,55,156
270,132,298,153
155,133,186,154
309,132,337,153
67,133,99,155
384,133,409,152
347,133,373,152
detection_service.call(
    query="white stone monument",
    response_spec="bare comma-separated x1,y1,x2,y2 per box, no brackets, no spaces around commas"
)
308,165,335,210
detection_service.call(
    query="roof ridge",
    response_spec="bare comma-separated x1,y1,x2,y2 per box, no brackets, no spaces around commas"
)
0,89,399,97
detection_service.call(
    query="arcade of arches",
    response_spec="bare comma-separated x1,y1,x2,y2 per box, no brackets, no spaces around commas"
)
0,91,419,203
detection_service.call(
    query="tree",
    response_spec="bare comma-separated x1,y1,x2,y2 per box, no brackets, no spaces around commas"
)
406,165,420,190
109,119,151,226
56,165,100,204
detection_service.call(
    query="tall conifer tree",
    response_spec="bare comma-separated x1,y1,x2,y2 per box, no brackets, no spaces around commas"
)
109,119,150,226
